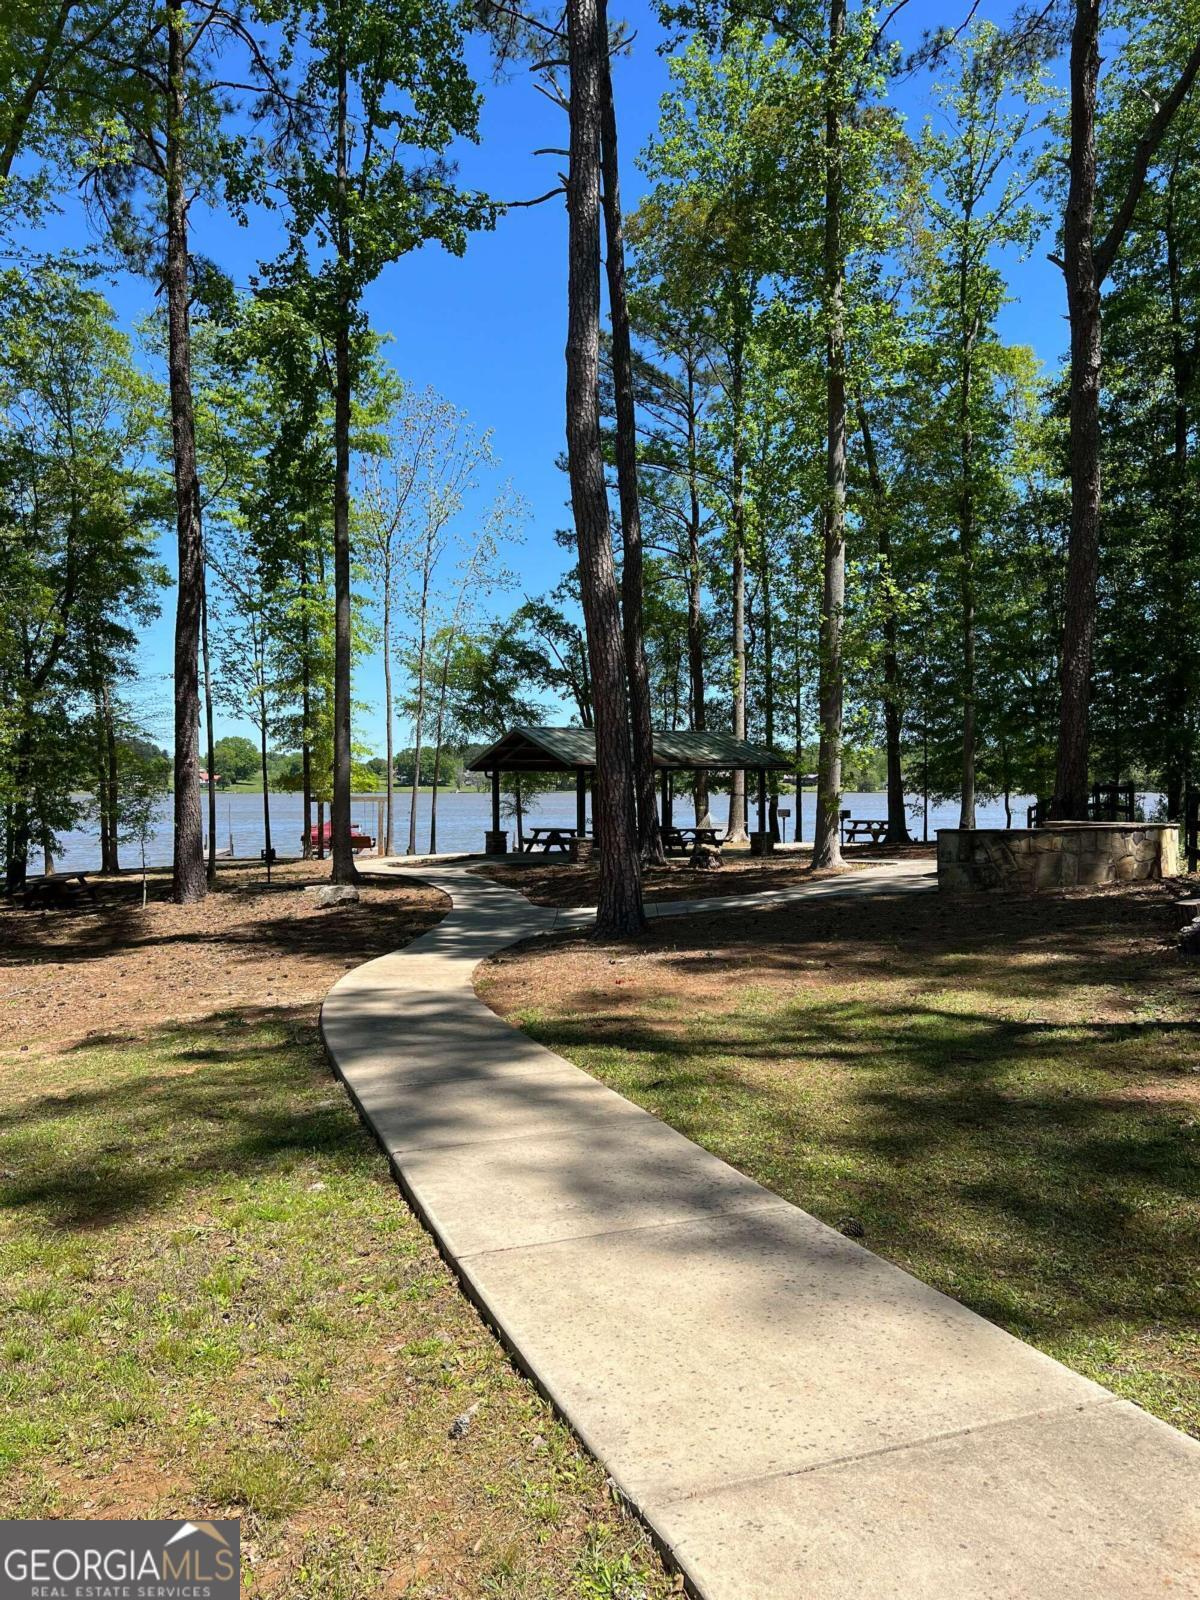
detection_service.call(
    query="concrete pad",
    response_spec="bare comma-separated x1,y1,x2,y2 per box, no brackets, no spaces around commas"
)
324,858,1200,1600
322,982,553,1084
650,864,937,922
400,1117,786,1257
334,1041,652,1155
653,1399,1200,1599
459,1203,1108,1506
555,858,937,929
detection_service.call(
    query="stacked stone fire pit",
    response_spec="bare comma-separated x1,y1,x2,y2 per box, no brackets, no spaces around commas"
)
937,821,1179,893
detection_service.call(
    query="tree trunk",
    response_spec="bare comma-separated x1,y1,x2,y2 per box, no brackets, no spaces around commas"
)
599,20,663,866
1163,173,1192,818
258,629,273,873
0,0,73,180
566,0,644,936
726,318,749,844
92,685,113,872
329,34,359,884
406,613,428,855
759,533,779,839
300,554,313,858
430,742,442,854
103,682,120,872
958,314,978,829
1052,2,1200,818
7,742,31,891
93,691,110,871
429,643,456,856
200,561,217,883
856,401,909,842
813,0,847,871
794,547,805,846
165,1,206,903
382,570,395,854
685,349,709,822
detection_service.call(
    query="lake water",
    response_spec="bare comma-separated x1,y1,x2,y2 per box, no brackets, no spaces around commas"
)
43,785,1048,873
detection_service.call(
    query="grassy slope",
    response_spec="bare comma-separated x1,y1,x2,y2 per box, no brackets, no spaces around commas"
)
0,969,670,1596
480,883,1200,1439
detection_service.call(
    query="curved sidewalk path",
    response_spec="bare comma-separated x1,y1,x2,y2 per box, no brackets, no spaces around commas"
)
321,859,1200,1600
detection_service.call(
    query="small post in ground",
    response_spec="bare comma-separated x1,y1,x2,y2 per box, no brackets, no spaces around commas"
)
750,767,774,855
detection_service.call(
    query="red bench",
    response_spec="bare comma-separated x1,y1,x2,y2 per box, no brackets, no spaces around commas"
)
305,821,376,853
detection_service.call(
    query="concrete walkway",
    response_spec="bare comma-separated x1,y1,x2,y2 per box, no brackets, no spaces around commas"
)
320,860,1200,1599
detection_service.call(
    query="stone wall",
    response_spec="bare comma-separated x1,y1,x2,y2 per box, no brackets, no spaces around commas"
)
937,822,1180,894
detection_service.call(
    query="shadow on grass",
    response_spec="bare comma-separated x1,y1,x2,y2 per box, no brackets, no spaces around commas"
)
495,883,1200,1357
0,1005,370,1232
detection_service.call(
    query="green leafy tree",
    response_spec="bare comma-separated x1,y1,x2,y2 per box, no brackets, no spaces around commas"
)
116,741,171,906
0,266,164,888
64,0,285,901
265,0,494,882
905,25,1051,825
212,734,259,785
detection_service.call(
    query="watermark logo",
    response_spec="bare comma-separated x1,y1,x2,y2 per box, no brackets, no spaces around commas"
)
0,1518,240,1599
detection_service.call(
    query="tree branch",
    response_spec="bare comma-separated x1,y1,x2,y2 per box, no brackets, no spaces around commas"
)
1095,37,1200,283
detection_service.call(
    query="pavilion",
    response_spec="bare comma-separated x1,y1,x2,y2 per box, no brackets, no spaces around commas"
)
466,725,792,853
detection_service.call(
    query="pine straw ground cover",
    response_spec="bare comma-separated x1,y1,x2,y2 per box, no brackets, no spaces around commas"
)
0,862,672,1600
475,841,934,909
480,877,1200,1439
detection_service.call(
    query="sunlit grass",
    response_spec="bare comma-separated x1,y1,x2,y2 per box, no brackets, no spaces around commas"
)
486,889,1200,1438
0,1020,670,1599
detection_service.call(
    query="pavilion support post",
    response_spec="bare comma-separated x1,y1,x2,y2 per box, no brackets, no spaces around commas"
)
750,767,774,856
486,769,507,856
661,769,673,832
570,768,595,864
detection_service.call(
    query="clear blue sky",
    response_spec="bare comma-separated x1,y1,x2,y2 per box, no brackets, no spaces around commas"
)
35,0,1068,753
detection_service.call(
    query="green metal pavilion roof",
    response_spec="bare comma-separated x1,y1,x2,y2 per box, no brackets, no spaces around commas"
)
465,726,792,773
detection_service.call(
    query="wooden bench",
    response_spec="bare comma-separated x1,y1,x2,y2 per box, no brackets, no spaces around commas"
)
842,817,889,845
20,871,98,910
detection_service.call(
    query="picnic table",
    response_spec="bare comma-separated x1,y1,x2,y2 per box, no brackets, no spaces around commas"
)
20,871,98,910
521,826,582,854
841,816,889,845
664,825,723,855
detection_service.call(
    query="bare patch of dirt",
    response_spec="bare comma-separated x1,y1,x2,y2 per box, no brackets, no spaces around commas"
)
0,860,446,1053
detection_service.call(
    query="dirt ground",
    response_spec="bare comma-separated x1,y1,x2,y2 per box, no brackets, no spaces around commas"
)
0,860,446,1052
476,839,935,908
481,875,1198,1025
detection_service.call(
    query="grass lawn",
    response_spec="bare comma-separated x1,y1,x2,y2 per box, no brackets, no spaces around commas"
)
0,864,672,1599
480,877,1200,1439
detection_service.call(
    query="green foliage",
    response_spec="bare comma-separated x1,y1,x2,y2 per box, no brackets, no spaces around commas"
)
115,742,170,899
0,264,165,879
263,0,495,360
212,735,259,785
